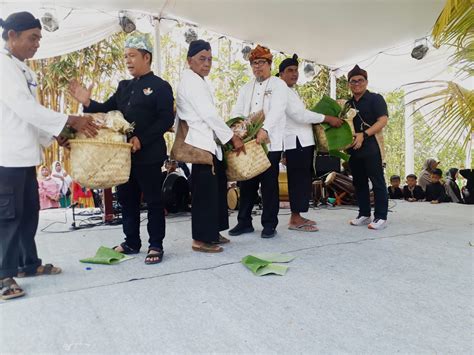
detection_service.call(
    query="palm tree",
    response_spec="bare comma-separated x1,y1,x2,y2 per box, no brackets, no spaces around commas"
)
406,0,473,153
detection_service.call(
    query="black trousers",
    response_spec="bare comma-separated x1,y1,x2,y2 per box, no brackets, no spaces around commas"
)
191,156,228,243
237,151,281,229
0,167,42,279
286,140,314,213
117,162,165,251
349,149,388,220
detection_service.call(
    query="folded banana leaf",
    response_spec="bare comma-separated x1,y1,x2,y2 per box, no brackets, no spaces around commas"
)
311,94,342,117
311,95,353,161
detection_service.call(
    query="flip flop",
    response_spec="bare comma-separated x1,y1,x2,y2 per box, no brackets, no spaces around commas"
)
288,223,319,232
192,243,224,253
302,218,317,225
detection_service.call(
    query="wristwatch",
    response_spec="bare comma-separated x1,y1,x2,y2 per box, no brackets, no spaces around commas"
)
363,131,369,139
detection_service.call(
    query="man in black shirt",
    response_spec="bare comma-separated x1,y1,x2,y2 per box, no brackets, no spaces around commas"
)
69,33,174,264
346,65,389,230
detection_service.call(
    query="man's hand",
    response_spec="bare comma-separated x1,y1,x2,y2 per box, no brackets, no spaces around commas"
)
324,115,343,128
350,132,364,150
55,135,71,149
231,134,246,156
129,136,141,153
68,79,93,107
67,115,99,138
256,128,269,145
431,200,439,204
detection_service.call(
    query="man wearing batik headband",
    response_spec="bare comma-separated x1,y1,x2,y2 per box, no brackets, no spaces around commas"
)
279,54,343,233
69,32,175,264
0,11,98,301
346,64,389,230
229,45,288,239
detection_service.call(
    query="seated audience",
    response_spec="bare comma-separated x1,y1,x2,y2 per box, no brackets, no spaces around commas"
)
459,169,474,204
388,175,403,199
419,158,439,191
445,168,463,203
37,165,60,210
425,168,447,203
403,174,425,202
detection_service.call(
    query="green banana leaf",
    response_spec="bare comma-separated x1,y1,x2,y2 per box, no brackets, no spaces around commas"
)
80,246,133,265
241,253,295,276
321,121,353,151
328,149,350,162
311,94,342,117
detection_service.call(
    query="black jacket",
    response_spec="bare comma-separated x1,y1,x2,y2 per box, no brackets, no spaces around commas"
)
84,71,174,165
403,185,425,201
425,182,447,202
388,186,403,199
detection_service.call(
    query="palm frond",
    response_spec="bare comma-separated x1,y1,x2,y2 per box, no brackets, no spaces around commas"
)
405,81,473,150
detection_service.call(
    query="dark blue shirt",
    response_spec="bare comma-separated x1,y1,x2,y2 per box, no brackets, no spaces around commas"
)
347,90,388,156
84,71,174,165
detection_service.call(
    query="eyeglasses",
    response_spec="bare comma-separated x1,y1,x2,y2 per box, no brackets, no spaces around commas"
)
349,78,366,85
251,60,269,67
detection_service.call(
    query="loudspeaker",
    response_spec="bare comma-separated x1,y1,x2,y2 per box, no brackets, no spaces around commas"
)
315,154,341,178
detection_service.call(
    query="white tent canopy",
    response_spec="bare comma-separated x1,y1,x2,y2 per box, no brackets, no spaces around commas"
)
0,0,452,92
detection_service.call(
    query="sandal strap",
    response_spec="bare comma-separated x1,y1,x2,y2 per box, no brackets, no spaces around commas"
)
0,278,19,290
115,243,139,254
146,250,163,259
42,264,54,274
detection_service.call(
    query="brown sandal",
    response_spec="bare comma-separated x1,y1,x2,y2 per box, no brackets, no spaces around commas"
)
210,234,230,245
17,264,62,278
192,243,224,253
1,278,25,300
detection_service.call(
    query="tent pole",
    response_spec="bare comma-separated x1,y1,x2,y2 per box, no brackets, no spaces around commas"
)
465,132,473,168
329,70,336,99
404,96,415,175
152,17,162,76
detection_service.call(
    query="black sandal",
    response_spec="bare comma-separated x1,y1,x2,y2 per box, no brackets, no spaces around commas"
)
113,242,140,255
145,247,164,265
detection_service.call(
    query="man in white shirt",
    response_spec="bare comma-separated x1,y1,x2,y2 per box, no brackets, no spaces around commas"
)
228,45,288,238
0,12,97,300
279,54,342,232
176,40,244,253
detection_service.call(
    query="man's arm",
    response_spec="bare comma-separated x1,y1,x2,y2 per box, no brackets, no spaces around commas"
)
69,79,119,113
185,79,233,145
1,61,97,137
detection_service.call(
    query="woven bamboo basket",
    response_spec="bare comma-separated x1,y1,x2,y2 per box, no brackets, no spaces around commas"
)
69,139,132,189
225,139,271,181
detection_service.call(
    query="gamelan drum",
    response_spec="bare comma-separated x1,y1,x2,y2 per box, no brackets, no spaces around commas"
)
278,172,289,202
324,171,357,204
312,180,323,203
227,187,240,210
162,172,190,213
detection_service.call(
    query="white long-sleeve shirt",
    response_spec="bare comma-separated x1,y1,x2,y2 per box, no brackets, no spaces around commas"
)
0,49,67,167
284,87,325,150
176,68,233,160
231,76,288,152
